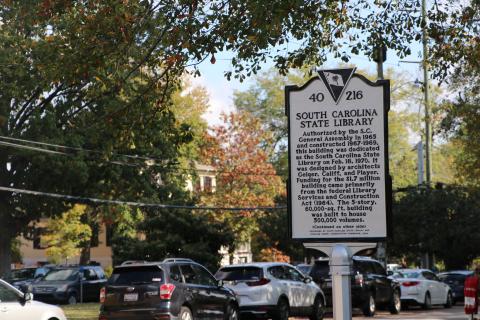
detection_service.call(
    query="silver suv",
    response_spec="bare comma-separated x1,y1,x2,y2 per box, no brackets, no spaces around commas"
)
216,262,326,320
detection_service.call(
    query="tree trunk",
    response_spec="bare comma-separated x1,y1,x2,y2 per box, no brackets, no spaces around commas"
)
0,232,13,278
79,244,91,265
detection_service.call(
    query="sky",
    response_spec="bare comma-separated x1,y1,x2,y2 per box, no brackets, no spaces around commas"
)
193,46,425,126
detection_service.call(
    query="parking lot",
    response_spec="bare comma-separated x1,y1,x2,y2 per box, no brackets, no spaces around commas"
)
323,305,470,320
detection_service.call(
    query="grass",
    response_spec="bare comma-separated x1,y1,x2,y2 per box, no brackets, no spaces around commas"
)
62,303,100,320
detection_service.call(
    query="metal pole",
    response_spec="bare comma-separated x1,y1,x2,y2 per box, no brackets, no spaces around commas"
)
331,244,353,320
377,47,384,80
422,0,432,185
417,141,424,185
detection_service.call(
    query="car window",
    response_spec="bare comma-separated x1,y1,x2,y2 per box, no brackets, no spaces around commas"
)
372,262,386,275
193,265,217,286
0,282,20,302
401,271,420,278
181,265,199,284
296,265,312,275
108,266,164,285
422,271,435,280
216,266,263,281
83,268,99,280
94,267,106,279
44,269,80,281
170,265,182,283
10,268,36,280
268,266,287,279
354,261,374,274
284,266,304,282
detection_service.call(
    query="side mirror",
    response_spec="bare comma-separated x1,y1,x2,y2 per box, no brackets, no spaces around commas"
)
217,280,224,287
303,276,312,283
24,292,33,302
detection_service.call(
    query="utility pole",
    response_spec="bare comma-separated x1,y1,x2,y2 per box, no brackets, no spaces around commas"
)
422,0,432,185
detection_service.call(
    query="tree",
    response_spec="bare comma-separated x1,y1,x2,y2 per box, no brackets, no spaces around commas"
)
0,0,428,276
389,185,480,270
0,1,193,276
41,204,92,264
200,112,284,243
111,208,234,271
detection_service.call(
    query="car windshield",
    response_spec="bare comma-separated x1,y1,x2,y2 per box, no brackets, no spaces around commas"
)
109,266,164,285
296,265,312,275
43,269,79,281
10,268,36,280
216,266,263,281
400,271,420,278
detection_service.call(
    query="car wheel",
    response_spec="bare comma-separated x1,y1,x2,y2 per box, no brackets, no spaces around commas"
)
362,291,376,317
389,289,401,314
444,291,453,308
274,298,289,320
180,306,193,320
225,303,239,320
309,296,325,320
422,292,432,310
67,293,77,305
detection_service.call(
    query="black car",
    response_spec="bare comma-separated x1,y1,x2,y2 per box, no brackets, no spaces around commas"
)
3,266,53,292
31,265,107,304
99,258,239,320
299,256,401,317
438,270,474,305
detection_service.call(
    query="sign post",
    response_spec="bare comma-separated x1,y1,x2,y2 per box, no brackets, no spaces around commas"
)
286,68,390,320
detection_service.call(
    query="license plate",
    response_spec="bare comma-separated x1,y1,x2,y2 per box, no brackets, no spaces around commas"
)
124,293,138,302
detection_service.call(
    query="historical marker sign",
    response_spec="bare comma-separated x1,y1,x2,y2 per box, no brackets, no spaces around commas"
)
286,68,391,242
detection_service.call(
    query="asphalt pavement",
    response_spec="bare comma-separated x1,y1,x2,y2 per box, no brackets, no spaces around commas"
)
322,305,472,320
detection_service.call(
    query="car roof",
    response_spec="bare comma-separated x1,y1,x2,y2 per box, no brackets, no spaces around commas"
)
439,270,474,275
399,268,431,273
219,262,294,269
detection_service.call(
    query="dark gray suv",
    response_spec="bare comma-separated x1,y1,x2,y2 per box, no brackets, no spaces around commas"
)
99,258,239,320
298,256,401,317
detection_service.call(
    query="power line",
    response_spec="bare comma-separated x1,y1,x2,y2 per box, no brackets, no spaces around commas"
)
0,135,282,177
0,186,286,211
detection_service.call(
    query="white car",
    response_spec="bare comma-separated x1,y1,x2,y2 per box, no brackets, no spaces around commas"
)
216,262,326,320
396,269,453,309
0,279,67,320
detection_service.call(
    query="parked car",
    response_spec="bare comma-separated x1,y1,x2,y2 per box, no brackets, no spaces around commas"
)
396,269,453,309
215,262,326,320
437,270,473,305
298,256,401,317
0,278,67,320
3,266,53,293
30,265,107,304
99,258,238,320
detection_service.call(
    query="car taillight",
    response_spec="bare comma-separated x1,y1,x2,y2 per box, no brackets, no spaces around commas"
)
100,287,106,304
247,278,271,286
355,274,363,286
402,281,420,287
160,283,176,300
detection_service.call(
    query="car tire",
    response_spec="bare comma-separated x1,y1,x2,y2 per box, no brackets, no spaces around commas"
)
67,293,77,305
309,295,325,320
225,303,239,320
422,292,432,310
179,306,193,320
389,289,401,314
273,298,289,320
444,291,453,308
362,291,376,317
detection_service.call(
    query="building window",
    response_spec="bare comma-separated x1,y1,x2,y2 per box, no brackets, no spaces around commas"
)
203,176,212,193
